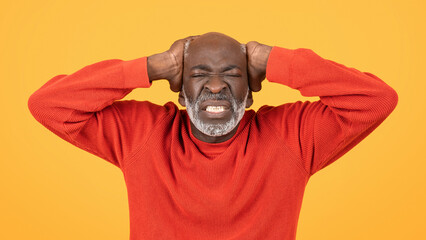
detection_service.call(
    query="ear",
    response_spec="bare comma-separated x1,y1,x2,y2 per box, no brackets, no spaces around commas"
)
178,91,186,107
245,90,253,108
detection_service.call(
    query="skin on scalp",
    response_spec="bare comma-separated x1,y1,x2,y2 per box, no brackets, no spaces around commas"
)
184,35,246,58
178,32,254,143
183,32,245,61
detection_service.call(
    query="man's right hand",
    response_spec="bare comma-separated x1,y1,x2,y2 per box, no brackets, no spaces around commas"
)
147,36,199,92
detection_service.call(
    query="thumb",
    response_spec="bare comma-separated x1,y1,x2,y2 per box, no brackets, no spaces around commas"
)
169,73,183,92
248,72,263,92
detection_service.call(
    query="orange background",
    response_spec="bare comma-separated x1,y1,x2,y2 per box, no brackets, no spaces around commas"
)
1,0,424,239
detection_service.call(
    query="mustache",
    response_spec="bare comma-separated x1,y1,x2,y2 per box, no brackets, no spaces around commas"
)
196,90,232,102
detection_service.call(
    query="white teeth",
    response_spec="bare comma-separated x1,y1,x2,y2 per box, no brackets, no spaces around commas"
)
206,106,225,113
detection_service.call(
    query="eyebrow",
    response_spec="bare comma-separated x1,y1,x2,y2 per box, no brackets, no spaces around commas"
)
190,64,241,72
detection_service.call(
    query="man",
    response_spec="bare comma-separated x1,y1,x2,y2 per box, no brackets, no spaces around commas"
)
28,32,398,239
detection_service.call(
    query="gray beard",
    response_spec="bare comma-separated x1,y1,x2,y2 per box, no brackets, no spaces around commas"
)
183,88,248,137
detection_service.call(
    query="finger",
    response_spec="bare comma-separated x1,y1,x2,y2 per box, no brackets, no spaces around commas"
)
248,71,263,92
170,81,180,93
248,78,261,92
250,81,262,92
246,41,260,56
187,35,200,40
182,35,200,43
170,74,183,93
176,77,183,93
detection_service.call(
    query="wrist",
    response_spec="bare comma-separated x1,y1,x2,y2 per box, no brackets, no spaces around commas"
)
147,52,176,81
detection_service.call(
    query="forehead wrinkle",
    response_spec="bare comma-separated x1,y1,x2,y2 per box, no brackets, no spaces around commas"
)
190,64,212,71
185,44,246,71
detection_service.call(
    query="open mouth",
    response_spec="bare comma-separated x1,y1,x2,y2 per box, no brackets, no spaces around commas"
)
205,105,229,113
200,100,232,117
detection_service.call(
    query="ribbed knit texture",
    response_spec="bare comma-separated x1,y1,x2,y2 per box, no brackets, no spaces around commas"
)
28,47,398,240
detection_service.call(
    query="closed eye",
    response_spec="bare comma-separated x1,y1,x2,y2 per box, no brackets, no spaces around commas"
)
191,74,208,78
190,73,242,78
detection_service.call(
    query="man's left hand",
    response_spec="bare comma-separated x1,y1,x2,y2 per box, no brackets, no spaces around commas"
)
246,41,273,92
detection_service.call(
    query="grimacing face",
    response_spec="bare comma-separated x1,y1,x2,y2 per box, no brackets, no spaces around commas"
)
178,32,253,142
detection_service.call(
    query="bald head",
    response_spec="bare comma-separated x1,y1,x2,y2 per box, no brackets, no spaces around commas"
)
184,32,246,58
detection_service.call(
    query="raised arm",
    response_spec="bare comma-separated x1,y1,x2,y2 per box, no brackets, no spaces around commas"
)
28,36,197,168
247,42,398,176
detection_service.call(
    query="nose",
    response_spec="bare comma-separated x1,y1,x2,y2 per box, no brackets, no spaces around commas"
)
204,74,227,93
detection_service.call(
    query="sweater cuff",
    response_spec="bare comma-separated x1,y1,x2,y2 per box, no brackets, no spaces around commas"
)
122,56,152,88
266,46,295,87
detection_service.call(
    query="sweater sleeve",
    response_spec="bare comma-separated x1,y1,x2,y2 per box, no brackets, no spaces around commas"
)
259,46,398,176
28,56,170,169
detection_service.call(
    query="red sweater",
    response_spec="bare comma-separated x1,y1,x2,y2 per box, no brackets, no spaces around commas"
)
28,46,398,240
